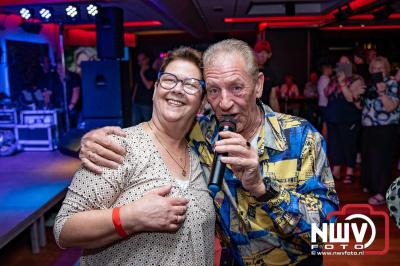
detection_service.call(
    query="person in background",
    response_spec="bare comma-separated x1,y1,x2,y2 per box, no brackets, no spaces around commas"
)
365,48,377,65
254,40,280,112
36,56,63,108
71,47,97,76
132,52,157,125
386,177,400,229
54,47,215,265
279,74,300,99
318,63,333,138
56,61,82,128
361,56,399,205
324,55,362,184
353,47,369,82
152,56,162,72
304,71,319,98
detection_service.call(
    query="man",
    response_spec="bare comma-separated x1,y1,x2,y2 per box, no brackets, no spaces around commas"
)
132,52,157,125
55,61,82,128
79,39,339,265
254,40,280,112
36,56,63,108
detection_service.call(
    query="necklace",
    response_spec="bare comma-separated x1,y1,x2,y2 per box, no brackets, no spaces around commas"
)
147,122,188,177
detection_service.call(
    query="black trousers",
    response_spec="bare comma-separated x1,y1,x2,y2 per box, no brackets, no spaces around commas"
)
327,122,361,168
361,124,398,195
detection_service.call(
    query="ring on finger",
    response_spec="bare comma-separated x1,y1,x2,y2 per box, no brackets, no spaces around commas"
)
246,141,251,148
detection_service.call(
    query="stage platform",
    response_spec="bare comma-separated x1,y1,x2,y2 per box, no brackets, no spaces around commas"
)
0,151,80,253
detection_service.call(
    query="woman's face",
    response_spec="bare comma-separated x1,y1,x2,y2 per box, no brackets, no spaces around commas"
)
339,56,351,64
76,53,90,75
152,59,203,124
285,76,293,85
370,61,387,76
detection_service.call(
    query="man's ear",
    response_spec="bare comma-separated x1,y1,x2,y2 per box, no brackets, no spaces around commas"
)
255,72,264,99
267,52,272,60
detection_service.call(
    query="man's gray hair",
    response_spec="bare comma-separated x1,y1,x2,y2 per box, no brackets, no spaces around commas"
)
203,39,259,81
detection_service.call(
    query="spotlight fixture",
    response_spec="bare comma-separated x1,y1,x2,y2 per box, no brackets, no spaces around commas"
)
373,4,394,21
66,5,79,18
334,4,352,21
20,7,34,20
39,7,52,21
87,4,99,17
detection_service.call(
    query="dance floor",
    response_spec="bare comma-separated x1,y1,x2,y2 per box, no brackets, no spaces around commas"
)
0,151,80,252
0,151,399,265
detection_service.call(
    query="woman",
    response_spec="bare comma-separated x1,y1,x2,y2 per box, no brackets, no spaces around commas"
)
279,74,299,99
324,55,362,184
54,47,215,265
362,56,399,205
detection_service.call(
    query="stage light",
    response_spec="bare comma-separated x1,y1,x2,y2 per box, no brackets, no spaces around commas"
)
20,8,34,20
39,7,52,21
334,4,352,21
373,4,394,21
87,4,99,17
66,5,79,18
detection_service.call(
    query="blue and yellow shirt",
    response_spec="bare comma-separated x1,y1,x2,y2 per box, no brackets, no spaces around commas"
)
189,102,339,265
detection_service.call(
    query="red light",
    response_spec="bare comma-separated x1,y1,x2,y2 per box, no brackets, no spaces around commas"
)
321,25,400,30
258,22,268,32
65,20,162,30
64,29,136,47
225,16,326,23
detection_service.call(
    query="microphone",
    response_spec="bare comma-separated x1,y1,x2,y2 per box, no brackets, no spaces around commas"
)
208,115,237,196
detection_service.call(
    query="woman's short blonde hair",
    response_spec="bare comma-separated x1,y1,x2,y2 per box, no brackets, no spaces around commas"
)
369,56,391,75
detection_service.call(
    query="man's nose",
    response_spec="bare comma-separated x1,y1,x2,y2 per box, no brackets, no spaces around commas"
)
219,89,234,110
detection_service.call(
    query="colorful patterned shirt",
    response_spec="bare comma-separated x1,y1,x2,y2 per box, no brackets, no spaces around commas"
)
362,78,400,126
189,101,339,265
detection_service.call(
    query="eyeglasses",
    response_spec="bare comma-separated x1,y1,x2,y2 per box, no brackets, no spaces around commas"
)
158,72,205,95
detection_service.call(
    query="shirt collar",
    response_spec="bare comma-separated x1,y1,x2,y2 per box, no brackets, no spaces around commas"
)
202,100,287,153
258,100,287,152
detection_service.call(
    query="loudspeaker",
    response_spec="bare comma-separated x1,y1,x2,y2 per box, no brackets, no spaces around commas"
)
285,3,295,16
81,60,132,129
96,7,124,59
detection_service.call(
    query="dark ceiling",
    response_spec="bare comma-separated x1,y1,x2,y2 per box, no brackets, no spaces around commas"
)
1,0,400,38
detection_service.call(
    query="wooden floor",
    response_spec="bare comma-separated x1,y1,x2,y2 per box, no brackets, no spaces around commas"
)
0,152,399,265
324,166,400,266
0,151,80,266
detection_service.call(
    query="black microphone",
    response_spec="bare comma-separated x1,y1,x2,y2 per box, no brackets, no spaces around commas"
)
208,115,237,196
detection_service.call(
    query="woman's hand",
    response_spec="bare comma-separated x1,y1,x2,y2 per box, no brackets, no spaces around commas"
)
120,185,189,234
80,126,127,174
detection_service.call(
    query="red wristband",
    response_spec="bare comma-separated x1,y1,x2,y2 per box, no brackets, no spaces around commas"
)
112,207,128,237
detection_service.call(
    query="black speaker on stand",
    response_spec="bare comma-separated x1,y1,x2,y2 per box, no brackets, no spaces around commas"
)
59,7,130,157
96,7,124,60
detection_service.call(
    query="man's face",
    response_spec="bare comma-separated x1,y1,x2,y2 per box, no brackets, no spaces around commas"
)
204,52,263,135
137,53,149,67
366,50,377,63
310,73,318,83
255,50,271,66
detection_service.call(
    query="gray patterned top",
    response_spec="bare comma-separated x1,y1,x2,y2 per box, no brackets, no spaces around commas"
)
54,124,215,266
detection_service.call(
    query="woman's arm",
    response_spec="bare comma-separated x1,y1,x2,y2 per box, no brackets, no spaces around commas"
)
58,184,187,249
55,135,188,249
